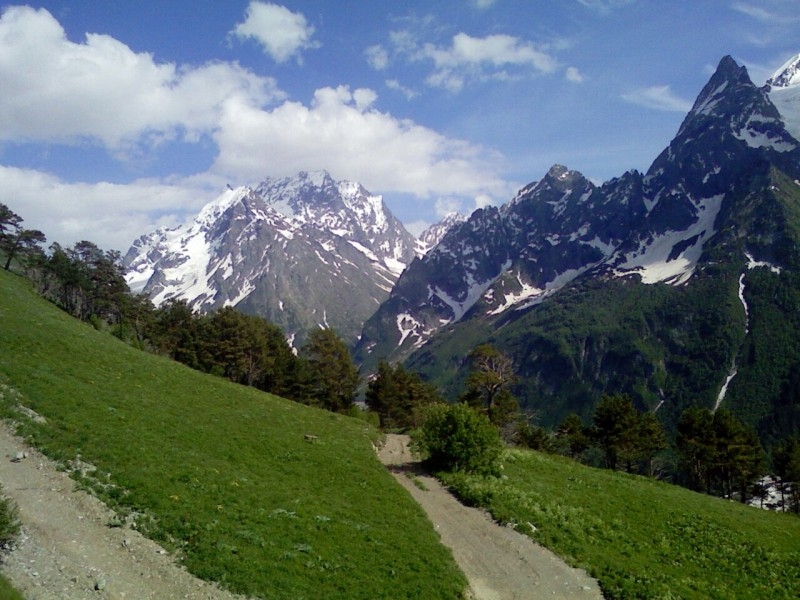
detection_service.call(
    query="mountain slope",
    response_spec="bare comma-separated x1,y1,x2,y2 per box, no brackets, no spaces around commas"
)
0,268,467,598
125,171,418,344
358,55,800,438
417,212,467,250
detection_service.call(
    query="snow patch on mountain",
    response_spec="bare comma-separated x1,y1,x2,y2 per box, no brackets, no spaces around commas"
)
397,314,417,346
615,194,724,284
418,213,467,252
767,53,800,89
487,274,544,316
149,221,218,307
733,114,797,151
746,251,782,274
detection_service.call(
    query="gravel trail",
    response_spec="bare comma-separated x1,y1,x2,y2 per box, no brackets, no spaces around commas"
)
379,434,603,600
0,421,246,600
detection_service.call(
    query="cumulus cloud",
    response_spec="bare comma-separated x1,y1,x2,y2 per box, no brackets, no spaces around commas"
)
621,85,692,112
434,197,464,217
384,29,558,92
403,219,430,237
0,5,283,151
212,85,509,200
0,165,221,251
231,1,319,63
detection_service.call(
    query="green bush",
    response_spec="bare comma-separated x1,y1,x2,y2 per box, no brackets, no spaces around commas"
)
415,403,503,476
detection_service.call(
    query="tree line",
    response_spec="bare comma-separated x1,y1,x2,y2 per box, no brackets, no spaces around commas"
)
540,396,800,512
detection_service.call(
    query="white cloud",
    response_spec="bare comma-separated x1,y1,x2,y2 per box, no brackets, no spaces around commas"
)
0,165,221,251
565,66,584,83
0,6,283,151
387,29,558,92
577,0,638,13
473,193,495,210
731,2,778,22
435,197,463,217
231,2,319,63
471,0,498,8
211,85,510,201
0,7,514,252
365,44,389,70
621,85,692,112
421,33,558,91
404,219,430,237
386,79,418,99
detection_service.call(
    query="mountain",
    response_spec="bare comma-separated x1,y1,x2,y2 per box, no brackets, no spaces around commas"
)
765,52,800,142
356,55,800,440
418,212,467,250
124,170,418,345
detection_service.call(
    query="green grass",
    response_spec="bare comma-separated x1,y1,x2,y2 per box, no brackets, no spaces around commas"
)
0,577,24,600
0,269,467,599
442,448,800,599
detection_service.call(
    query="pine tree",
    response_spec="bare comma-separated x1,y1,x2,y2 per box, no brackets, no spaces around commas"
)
591,394,640,471
557,413,590,458
300,328,360,413
366,361,441,429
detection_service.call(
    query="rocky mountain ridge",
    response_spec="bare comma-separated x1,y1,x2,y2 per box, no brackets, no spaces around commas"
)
124,170,424,344
355,55,800,372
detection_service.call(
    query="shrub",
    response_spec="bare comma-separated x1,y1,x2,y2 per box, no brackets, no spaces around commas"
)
414,403,503,476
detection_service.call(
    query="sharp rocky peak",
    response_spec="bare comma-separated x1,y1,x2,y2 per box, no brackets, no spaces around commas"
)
677,56,756,136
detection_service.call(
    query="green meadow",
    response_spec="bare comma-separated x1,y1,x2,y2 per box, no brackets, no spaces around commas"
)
443,449,800,599
0,269,466,599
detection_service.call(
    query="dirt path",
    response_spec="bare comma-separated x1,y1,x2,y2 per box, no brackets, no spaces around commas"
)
379,434,603,600
0,421,246,600
0,420,602,600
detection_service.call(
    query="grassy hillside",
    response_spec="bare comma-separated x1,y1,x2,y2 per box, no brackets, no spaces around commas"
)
443,449,800,599
0,269,467,599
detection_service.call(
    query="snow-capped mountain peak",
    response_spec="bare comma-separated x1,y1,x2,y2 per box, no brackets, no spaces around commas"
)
417,212,467,252
766,52,800,142
766,53,800,89
196,185,253,227
124,171,419,344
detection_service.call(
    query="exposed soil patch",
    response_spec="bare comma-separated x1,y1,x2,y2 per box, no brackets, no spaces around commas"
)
0,421,246,600
379,434,603,600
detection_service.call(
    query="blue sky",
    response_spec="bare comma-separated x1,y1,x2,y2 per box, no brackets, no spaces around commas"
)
1,0,798,251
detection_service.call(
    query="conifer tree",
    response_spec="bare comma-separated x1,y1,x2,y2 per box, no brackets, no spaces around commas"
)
300,328,360,412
